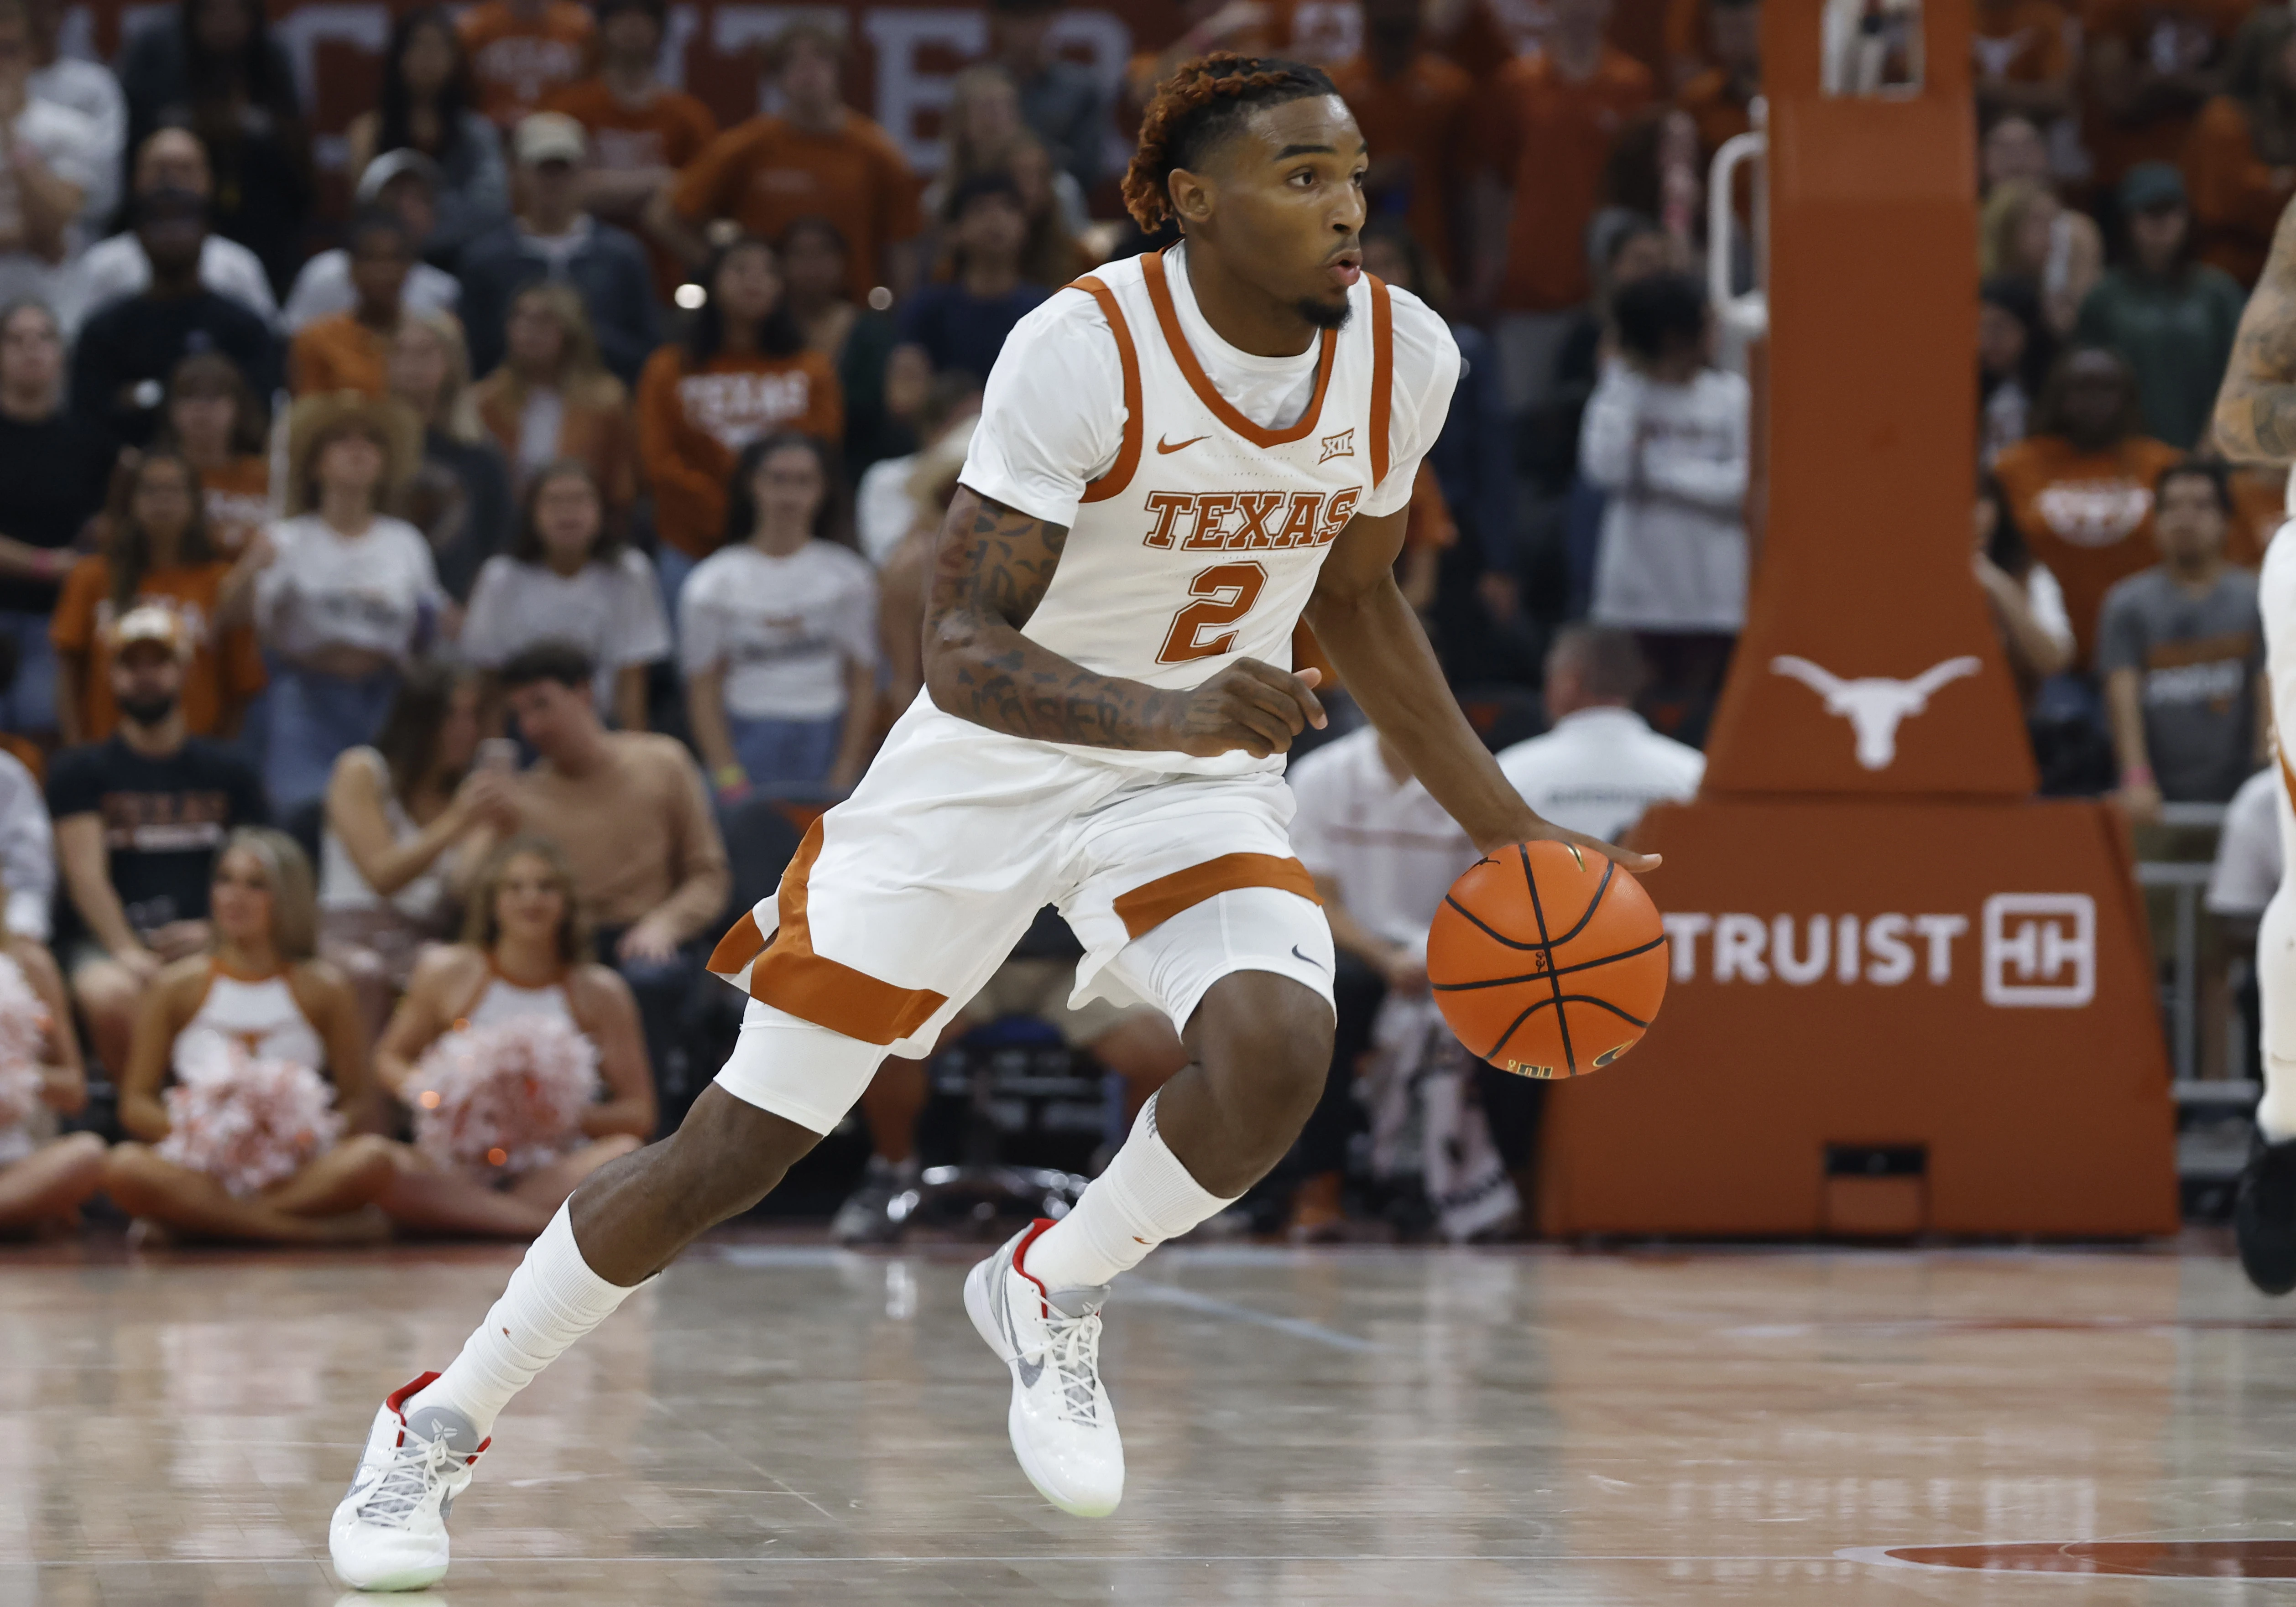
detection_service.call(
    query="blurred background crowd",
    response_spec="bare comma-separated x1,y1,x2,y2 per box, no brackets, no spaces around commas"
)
0,0,2271,1248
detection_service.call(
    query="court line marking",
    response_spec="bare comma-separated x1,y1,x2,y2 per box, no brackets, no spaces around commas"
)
1117,1280,1384,1352
19,1554,1858,1566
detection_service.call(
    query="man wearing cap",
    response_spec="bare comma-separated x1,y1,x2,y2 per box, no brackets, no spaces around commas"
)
68,128,279,337
282,152,463,335
70,187,281,449
46,606,266,1080
458,112,657,387
2075,162,2247,450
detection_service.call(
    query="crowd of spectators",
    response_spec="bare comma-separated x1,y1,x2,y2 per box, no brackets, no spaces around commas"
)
0,0,2275,1245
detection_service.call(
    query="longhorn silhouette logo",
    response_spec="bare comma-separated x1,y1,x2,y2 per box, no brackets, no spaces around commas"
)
1769,655,1983,770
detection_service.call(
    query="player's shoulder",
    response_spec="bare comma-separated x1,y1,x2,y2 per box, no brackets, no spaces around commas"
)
1376,281,1460,386
993,270,1132,374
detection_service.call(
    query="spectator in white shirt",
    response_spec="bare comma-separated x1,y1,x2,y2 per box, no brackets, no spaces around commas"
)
461,459,668,730
854,370,980,567
24,0,120,221
281,151,462,334
251,392,444,812
1288,724,1518,1242
1581,269,1749,743
0,741,51,939
1974,469,2075,696
1497,626,1706,843
0,0,100,316
680,432,878,801
67,126,279,336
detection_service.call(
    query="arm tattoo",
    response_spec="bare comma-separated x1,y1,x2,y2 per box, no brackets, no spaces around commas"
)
2216,198,2296,461
922,492,1174,749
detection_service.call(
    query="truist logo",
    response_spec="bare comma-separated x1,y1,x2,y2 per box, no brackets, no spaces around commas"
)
1770,655,1982,769
1661,895,2096,1007
1318,428,1356,463
1138,487,1360,552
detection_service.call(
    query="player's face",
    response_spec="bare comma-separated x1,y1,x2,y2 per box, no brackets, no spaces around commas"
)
1195,95,1366,328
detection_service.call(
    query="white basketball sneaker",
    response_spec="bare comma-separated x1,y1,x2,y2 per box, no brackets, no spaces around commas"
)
964,1220,1124,1517
328,1373,489,1591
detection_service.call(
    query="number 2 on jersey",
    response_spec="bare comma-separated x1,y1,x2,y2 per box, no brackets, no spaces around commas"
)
1156,562,1269,664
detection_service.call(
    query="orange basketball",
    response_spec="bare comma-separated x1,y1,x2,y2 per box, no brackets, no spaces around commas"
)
1427,840,1669,1079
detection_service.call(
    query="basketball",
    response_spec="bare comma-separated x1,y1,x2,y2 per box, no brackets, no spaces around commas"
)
1427,841,1669,1080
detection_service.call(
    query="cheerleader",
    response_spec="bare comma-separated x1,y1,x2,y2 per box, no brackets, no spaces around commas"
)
0,920,105,1231
374,835,655,1237
103,829,398,1243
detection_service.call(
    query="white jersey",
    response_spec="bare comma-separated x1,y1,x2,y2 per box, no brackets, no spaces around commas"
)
959,244,1460,776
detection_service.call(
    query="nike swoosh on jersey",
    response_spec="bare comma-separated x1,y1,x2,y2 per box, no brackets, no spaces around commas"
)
1156,434,1208,454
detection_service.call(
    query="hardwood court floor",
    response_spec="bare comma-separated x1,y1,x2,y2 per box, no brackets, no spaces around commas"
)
9,1233,2296,1604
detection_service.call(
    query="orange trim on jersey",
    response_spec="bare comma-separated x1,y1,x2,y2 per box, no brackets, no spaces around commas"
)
722,820,948,1045
2280,745,2296,818
1111,852,1323,941
1069,275,1143,504
1139,250,1337,449
1367,273,1394,487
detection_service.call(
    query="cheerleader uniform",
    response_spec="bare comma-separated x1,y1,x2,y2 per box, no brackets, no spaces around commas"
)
174,963,327,1074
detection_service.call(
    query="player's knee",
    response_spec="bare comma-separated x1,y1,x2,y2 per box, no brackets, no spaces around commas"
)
1195,973,1335,1130
662,1087,821,1227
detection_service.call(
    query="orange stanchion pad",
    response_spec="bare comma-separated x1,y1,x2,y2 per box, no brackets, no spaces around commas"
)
1535,795,2179,1238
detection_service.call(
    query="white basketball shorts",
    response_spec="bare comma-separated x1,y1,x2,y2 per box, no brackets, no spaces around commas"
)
706,700,1336,1135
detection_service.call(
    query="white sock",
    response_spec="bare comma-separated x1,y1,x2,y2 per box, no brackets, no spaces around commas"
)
1022,1093,1237,1290
408,1204,643,1437
2260,870,2296,1143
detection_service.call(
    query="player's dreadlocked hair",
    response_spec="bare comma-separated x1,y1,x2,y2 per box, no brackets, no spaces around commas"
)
1122,53,1339,232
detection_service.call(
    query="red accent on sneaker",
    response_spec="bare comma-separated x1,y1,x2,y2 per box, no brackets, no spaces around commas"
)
469,1437,491,1463
1012,1217,1058,1317
383,1371,442,1448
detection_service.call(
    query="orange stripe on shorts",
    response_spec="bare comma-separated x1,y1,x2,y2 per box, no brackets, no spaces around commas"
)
1111,853,1322,941
719,820,948,1046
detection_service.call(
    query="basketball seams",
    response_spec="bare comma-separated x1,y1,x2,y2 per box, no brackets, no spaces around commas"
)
1431,932,1669,992
1542,858,1615,947
1440,892,1547,952
1514,843,1576,1075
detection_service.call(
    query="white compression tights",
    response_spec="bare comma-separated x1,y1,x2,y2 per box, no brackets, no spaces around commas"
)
2256,525,2296,1143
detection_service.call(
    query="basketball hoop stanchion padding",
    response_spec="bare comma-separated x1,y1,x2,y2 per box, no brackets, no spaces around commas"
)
1533,0,2178,1237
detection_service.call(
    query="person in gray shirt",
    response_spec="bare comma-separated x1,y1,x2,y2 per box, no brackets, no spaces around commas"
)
2099,458,2266,814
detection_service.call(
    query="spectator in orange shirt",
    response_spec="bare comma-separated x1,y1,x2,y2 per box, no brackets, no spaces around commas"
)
161,352,271,563
2086,0,2240,188
2184,7,2296,287
1326,0,1476,282
51,451,264,744
457,0,592,131
470,281,637,525
291,213,415,398
1991,345,2187,666
543,0,717,302
635,235,843,609
1973,0,2077,125
654,21,921,304
1477,0,1653,410
345,10,510,265
1676,0,1759,162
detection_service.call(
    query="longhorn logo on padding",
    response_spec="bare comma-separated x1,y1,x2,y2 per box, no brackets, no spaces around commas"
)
1769,655,1982,770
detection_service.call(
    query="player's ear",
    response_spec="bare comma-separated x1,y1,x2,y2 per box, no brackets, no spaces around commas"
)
1167,166,1215,230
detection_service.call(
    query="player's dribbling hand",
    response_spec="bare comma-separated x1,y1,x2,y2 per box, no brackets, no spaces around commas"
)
1479,817,1663,877
1158,662,1326,757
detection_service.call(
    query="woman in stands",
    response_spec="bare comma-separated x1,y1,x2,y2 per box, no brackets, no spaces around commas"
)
103,828,397,1243
0,908,105,1232
634,236,843,611
680,432,877,800
50,450,266,745
386,311,514,602
373,836,654,1238
470,282,637,523
162,352,273,564
318,663,517,1037
344,7,508,261
251,392,444,812
460,461,668,732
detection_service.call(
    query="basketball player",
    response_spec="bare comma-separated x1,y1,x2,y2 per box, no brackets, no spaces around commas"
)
329,55,1654,1590
2214,199,2296,1295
